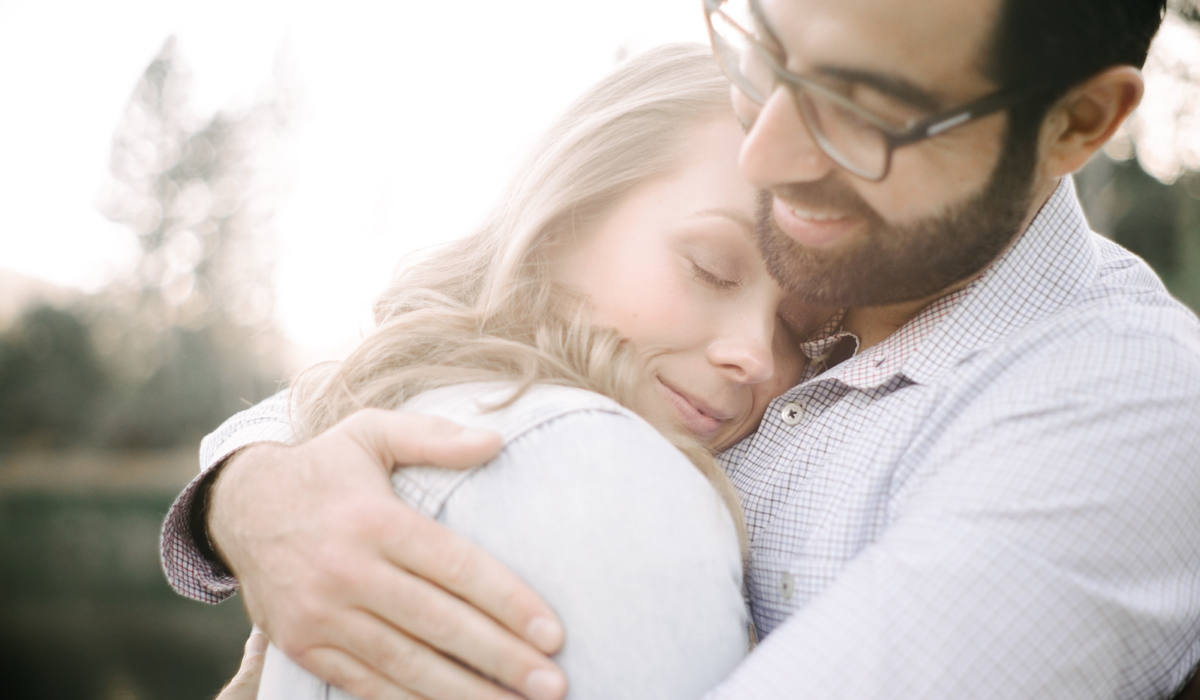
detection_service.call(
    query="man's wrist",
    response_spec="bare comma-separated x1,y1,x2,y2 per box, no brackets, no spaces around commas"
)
193,443,286,575
189,451,239,573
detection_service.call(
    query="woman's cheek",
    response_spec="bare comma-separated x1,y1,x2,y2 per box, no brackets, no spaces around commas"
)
643,277,706,332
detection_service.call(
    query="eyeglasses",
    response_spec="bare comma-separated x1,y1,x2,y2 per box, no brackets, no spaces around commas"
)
704,0,1026,181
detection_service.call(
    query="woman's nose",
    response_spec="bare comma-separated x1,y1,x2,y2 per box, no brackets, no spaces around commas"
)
707,319,776,386
738,87,836,190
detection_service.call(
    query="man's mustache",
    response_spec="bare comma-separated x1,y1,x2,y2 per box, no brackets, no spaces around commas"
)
761,178,877,221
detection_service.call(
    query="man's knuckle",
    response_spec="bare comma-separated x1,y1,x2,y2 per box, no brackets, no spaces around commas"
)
491,588,527,626
379,642,424,684
333,501,393,542
413,598,457,646
437,544,478,587
289,593,334,633
292,644,326,671
329,669,379,700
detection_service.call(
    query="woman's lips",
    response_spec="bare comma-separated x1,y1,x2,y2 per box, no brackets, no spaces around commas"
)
772,196,857,248
657,379,725,439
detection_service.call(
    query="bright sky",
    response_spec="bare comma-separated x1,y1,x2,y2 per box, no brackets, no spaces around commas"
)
0,0,709,360
1,1,1196,363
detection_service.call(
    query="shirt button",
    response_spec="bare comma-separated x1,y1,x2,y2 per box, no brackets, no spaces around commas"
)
780,402,804,425
781,572,795,601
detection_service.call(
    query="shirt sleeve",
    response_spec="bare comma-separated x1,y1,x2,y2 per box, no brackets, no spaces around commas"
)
707,329,1200,699
160,389,296,603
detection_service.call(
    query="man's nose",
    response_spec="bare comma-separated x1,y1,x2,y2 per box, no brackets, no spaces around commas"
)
738,87,836,190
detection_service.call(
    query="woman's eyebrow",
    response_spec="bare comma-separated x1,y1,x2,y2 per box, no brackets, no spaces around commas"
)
693,208,756,237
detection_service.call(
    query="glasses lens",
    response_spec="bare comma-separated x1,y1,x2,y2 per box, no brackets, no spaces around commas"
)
708,0,774,104
706,0,892,181
795,89,890,180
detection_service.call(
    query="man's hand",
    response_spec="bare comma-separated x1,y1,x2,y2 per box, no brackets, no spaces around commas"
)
208,409,568,700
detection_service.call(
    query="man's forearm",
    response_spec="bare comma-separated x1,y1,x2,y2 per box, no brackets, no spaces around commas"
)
160,390,295,602
190,445,285,575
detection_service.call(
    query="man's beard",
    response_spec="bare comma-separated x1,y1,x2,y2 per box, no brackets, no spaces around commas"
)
755,131,1039,307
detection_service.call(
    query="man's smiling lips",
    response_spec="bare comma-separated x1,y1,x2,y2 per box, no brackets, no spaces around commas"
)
772,196,858,248
657,378,730,439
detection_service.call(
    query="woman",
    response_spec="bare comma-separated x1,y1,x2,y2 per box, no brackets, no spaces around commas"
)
228,44,811,699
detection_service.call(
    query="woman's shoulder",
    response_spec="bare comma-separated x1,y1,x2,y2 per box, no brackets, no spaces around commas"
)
400,382,640,445
438,398,749,698
392,382,660,517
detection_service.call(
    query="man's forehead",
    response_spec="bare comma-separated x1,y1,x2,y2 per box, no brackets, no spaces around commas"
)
756,0,1002,101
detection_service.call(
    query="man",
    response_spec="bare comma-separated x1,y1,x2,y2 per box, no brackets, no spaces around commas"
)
162,0,1200,698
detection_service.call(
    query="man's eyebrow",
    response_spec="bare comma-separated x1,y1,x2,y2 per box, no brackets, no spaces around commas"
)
812,65,943,113
694,208,756,236
747,0,943,113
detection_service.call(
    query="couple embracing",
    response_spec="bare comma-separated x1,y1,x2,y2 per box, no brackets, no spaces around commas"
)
165,1,1200,699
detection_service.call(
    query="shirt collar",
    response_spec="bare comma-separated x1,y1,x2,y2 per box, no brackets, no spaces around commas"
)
795,177,1097,390
900,176,1097,384
798,309,854,370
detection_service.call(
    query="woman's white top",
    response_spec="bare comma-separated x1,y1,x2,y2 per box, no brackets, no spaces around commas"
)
258,382,749,700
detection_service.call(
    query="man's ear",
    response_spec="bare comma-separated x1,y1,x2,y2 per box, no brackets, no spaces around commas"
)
1038,65,1144,178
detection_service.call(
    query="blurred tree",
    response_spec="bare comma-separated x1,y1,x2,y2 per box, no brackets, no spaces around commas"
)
1072,3,1200,314
99,36,286,334
1114,2,1200,182
0,306,106,449
1075,158,1200,313
1174,0,1199,25
90,36,291,447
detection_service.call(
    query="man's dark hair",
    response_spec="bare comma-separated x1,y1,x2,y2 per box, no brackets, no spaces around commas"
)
986,0,1167,140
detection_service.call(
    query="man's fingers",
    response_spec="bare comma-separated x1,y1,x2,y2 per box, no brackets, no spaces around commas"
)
221,408,563,700
243,630,269,662
342,410,503,471
379,509,565,656
300,645,433,700
215,632,268,700
350,560,566,700
318,608,531,700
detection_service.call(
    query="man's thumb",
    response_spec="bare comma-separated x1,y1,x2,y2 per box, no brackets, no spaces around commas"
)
243,631,268,661
215,632,268,700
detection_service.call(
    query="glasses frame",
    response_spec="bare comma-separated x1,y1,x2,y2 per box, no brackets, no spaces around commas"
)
704,0,1027,181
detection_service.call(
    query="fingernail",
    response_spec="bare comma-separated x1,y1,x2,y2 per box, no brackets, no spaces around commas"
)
524,668,567,700
245,632,268,657
526,617,563,652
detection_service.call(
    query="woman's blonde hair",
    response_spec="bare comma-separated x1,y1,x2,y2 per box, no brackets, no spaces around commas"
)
292,44,746,547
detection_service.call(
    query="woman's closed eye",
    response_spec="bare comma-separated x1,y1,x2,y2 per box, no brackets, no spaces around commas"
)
691,260,741,290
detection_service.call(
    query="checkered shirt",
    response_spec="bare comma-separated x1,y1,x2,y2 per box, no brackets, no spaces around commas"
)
711,179,1200,699
161,179,1200,699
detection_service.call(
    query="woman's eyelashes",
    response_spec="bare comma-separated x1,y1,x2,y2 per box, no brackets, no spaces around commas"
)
690,259,741,290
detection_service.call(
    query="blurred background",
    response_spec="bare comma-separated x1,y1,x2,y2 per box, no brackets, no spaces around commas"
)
1,1,1198,698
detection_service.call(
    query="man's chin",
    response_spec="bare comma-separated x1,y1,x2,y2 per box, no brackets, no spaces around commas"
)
756,219,898,307
755,152,1035,308
754,200,1020,309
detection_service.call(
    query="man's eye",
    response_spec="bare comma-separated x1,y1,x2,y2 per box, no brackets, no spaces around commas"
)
848,86,924,129
692,262,740,290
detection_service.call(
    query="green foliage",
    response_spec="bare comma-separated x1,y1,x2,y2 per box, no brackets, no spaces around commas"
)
0,306,106,448
98,326,279,449
1075,155,1200,312
0,304,281,450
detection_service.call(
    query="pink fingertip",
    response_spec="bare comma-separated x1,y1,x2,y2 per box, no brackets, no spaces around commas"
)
524,668,568,700
245,632,268,657
526,617,564,653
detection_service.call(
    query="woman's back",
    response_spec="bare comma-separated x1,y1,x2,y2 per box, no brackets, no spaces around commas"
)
259,383,749,700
